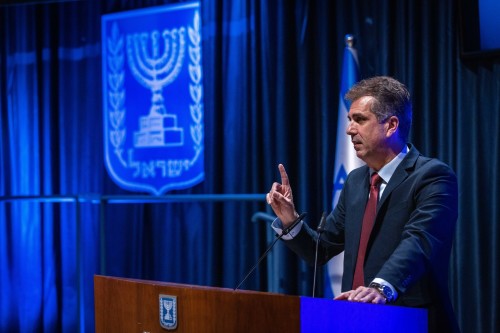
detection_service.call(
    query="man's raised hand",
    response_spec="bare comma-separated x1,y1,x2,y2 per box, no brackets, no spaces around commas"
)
266,164,298,227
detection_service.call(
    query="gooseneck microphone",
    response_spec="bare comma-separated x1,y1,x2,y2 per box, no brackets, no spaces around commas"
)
312,212,327,297
234,212,307,290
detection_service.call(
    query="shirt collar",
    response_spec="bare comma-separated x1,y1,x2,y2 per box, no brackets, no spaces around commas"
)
371,144,409,184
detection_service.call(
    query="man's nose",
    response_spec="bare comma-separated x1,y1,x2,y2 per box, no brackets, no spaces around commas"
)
346,122,356,135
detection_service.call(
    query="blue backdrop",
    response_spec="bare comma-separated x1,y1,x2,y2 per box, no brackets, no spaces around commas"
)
1,1,499,332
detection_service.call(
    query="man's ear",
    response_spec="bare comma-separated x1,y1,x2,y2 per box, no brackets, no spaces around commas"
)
386,116,399,137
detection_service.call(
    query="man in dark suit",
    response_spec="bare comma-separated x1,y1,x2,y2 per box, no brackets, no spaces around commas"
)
267,76,459,333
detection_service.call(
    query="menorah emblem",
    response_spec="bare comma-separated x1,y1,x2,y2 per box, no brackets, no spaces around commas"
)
159,294,177,329
163,299,173,321
102,2,204,196
127,27,186,148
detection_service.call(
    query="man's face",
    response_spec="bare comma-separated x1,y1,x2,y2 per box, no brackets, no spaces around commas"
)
346,96,390,169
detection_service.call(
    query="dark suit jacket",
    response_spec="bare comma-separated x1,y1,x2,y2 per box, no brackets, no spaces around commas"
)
285,145,460,333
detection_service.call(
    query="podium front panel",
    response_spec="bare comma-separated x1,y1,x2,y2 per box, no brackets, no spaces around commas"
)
300,296,428,333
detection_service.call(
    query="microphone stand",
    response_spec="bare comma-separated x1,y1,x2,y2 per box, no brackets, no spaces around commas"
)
312,212,327,297
234,212,307,291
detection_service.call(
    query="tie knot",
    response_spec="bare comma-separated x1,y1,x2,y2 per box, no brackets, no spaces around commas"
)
370,172,382,187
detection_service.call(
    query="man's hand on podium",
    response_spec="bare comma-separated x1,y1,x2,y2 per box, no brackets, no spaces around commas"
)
334,286,387,304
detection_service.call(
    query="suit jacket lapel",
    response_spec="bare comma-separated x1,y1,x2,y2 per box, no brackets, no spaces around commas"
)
377,145,420,210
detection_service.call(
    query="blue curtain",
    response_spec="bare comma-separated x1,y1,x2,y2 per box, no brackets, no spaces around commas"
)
1,0,499,332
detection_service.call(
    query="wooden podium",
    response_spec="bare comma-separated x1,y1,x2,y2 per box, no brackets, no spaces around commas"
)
94,275,428,333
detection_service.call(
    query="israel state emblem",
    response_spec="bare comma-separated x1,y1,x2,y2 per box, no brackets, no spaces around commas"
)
159,294,178,330
101,2,204,195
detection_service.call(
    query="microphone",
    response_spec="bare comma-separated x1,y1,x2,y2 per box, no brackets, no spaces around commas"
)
316,211,327,233
312,212,327,297
234,212,307,290
282,212,308,236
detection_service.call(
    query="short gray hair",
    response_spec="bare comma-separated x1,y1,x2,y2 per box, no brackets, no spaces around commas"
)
345,76,412,142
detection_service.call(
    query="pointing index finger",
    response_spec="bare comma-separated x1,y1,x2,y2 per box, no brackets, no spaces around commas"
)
278,164,289,186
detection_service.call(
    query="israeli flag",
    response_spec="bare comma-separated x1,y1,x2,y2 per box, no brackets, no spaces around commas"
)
324,35,363,298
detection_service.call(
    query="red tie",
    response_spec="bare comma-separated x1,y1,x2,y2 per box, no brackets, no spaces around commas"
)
352,172,382,289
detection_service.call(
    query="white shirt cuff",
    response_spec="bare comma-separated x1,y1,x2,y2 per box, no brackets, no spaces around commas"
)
271,217,303,240
371,277,398,300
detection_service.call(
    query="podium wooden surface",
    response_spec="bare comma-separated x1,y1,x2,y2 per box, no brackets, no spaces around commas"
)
94,275,428,333
94,275,300,333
